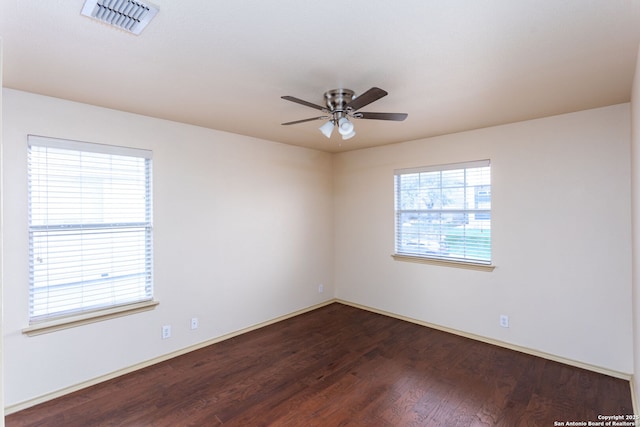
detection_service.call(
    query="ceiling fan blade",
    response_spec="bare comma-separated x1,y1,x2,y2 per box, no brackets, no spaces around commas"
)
281,116,329,125
281,96,327,112
345,87,388,111
355,112,408,121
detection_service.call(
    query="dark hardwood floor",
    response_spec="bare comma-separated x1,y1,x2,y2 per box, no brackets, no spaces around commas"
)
6,303,633,426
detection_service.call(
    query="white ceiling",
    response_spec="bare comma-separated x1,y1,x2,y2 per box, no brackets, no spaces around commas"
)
2,1,640,153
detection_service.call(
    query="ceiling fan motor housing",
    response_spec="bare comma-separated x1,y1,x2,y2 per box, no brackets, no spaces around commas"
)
324,89,355,113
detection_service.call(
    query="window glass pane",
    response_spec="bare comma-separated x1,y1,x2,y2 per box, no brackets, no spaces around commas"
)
441,169,463,188
443,186,465,210
417,171,444,209
395,161,491,264
28,136,153,322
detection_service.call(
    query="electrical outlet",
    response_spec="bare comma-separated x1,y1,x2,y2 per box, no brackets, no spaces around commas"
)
318,283,324,293
499,315,509,328
162,325,171,339
191,317,199,330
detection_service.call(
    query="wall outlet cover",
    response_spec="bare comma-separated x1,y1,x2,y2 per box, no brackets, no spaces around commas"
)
499,315,509,328
162,325,171,339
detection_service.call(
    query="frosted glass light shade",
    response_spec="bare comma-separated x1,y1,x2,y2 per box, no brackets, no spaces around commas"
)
341,130,356,140
338,117,354,136
319,121,335,138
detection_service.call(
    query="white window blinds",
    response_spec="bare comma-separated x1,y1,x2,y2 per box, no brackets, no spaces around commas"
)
394,160,491,264
28,135,153,323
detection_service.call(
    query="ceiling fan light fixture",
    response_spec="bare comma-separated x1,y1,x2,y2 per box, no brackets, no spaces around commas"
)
337,117,354,136
282,87,407,143
341,130,356,140
319,121,335,138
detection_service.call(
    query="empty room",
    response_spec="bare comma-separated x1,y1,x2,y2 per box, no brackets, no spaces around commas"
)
2,1,640,426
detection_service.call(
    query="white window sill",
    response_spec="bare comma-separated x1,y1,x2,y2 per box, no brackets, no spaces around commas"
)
392,254,496,272
23,300,160,336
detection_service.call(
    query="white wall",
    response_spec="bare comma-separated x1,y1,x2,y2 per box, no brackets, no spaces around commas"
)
334,104,633,375
1,89,334,407
631,41,640,411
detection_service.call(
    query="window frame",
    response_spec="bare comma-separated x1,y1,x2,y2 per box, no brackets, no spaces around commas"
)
26,135,156,332
393,159,494,270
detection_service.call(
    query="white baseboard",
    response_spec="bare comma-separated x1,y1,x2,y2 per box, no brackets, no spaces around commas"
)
630,377,639,415
4,299,336,415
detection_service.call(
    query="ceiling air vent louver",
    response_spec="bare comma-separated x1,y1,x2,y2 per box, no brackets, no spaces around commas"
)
81,0,159,35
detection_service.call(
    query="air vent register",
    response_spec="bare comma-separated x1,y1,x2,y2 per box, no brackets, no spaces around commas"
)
81,0,158,35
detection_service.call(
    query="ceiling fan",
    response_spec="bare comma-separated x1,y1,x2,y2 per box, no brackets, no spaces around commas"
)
281,87,408,140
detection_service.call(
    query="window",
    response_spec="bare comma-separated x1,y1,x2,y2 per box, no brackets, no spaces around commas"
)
28,135,153,323
394,160,491,265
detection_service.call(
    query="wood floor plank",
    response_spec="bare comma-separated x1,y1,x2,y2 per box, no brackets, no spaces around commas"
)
6,303,633,426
